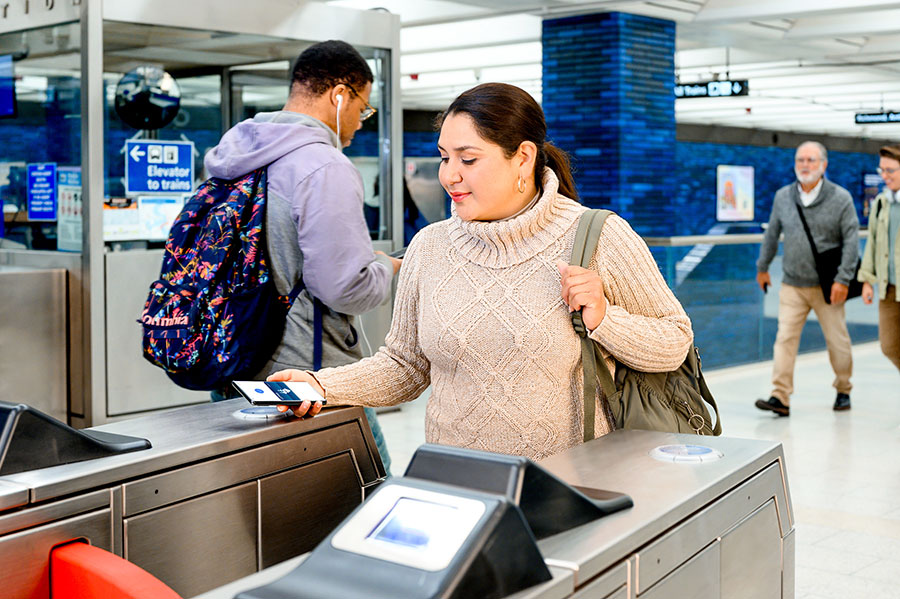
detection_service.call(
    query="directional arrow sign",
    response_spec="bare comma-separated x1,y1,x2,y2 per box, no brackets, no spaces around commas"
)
125,139,194,195
674,79,749,99
129,145,145,161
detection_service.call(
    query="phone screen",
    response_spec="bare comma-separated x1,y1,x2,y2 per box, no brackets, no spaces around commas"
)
232,381,326,406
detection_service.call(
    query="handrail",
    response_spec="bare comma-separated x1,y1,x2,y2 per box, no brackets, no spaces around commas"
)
644,230,869,247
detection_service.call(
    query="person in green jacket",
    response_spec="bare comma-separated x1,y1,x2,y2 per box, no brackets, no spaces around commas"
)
859,144,900,372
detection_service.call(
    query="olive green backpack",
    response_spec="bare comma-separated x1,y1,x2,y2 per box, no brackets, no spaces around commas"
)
570,209,722,441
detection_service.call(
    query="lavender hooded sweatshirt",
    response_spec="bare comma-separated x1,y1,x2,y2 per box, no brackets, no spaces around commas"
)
204,111,393,375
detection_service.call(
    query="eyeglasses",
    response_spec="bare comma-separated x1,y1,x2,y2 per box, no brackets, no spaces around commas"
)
795,157,821,164
344,84,377,122
878,166,900,175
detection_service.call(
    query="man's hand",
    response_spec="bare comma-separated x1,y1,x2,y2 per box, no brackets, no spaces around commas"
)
862,282,875,305
375,250,402,275
267,369,326,418
830,282,849,305
557,260,607,331
756,271,771,293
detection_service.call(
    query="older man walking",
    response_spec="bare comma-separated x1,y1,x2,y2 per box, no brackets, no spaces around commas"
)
755,141,859,416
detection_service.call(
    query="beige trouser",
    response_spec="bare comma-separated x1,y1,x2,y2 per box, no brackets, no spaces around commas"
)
879,285,900,372
772,284,853,405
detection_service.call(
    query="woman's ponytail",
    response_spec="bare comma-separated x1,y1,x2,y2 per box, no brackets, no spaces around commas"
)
541,142,577,200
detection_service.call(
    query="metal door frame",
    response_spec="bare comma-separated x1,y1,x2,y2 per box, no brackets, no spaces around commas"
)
1,0,402,426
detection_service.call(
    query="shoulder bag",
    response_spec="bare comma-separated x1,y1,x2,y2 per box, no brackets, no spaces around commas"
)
570,209,722,440
793,201,862,304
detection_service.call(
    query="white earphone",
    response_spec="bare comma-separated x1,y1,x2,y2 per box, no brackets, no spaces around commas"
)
335,94,344,145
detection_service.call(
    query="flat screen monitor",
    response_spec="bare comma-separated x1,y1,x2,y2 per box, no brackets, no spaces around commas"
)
331,484,486,572
0,54,16,119
367,497,459,550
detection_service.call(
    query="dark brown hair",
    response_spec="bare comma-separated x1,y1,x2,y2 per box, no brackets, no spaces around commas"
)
879,144,900,163
436,82,578,200
290,40,373,97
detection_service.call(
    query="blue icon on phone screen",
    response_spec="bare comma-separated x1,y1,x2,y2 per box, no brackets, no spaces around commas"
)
254,388,265,394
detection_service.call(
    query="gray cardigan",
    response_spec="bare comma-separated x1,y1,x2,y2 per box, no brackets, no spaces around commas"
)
757,179,859,288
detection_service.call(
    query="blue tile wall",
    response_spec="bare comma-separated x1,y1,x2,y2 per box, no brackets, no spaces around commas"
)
334,130,439,158
342,129,378,157
543,12,677,236
404,131,440,158
675,141,875,236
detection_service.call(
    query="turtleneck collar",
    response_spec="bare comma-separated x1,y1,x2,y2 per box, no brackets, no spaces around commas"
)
446,168,584,268
497,192,540,222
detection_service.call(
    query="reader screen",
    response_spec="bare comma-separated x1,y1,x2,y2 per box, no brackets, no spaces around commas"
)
368,497,458,550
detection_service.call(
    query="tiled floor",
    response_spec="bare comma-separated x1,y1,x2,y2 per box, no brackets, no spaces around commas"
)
376,340,900,599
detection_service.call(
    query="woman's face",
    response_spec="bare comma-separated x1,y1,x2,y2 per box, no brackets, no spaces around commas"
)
437,112,528,222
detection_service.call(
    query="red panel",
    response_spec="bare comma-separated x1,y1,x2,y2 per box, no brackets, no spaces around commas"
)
50,542,182,599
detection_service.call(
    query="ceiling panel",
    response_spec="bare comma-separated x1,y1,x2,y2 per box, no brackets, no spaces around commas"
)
327,0,900,135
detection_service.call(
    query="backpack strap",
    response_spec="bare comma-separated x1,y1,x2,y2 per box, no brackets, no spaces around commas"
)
284,281,323,371
570,209,614,442
312,298,324,371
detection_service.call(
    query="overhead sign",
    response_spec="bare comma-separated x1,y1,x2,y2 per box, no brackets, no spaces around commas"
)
855,112,900,124
125,139,194,195
675,80,749,99
26,163,57,221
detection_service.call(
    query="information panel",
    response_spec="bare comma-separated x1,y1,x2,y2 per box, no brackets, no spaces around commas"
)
26,163,57,221
125,139,194,195
57,167,82,252
138,195,184,240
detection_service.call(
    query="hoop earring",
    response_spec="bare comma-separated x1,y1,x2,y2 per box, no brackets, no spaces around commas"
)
516,176,526,194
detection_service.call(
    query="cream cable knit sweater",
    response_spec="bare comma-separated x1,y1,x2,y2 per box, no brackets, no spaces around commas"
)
315,169,693,461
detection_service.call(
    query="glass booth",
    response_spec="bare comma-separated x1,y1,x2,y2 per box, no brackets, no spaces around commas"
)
0,1,402,426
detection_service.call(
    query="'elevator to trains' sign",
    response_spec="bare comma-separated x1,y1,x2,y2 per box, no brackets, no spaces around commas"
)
125,140,195,195
675,80,749,99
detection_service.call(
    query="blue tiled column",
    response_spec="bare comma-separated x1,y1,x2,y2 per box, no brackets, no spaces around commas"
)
543,12,676,236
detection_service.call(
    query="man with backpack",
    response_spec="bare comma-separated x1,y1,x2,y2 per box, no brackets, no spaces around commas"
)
203,40,400,470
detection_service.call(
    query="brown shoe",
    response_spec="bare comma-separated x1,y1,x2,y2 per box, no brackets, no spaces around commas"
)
755,396,789,416
833,393,851,411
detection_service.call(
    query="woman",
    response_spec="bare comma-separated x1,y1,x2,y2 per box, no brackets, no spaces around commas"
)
859,144,900,372
270,83,693,461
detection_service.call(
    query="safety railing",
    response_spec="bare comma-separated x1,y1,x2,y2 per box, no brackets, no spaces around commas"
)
645,232,877,370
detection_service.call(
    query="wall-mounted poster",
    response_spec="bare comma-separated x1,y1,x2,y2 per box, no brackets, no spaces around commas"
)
716,165,754,222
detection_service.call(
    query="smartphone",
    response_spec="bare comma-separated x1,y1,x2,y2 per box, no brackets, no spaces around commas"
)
389,246,407,259
232,381,326,406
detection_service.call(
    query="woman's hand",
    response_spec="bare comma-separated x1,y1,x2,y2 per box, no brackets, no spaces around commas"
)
266,369,326,418
557,260,607,331
862,281,875,305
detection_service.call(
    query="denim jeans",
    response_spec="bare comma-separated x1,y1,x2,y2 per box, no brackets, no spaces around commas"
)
363,407,392,477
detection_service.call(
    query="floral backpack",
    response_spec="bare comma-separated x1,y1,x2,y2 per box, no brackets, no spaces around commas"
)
139,168,311,390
